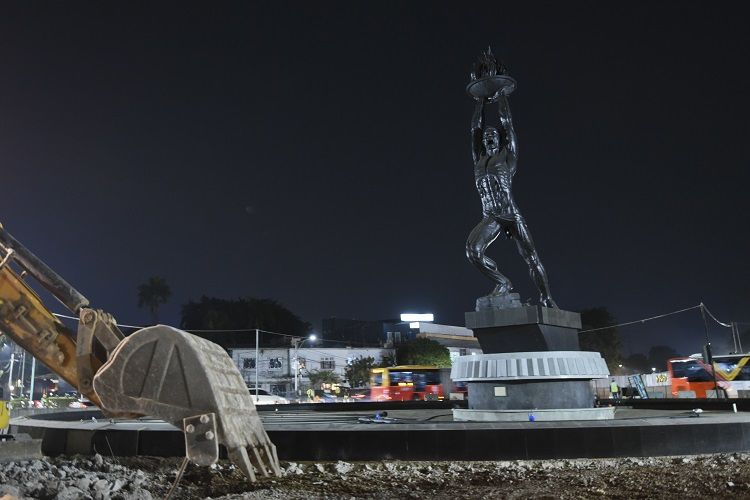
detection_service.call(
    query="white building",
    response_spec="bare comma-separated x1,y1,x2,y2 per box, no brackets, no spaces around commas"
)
408,322,483,363
230,346,393,397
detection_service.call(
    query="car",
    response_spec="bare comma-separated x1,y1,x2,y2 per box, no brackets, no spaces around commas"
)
247,388,290,405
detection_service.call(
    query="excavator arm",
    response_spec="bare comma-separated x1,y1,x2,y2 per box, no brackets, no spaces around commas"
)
0,223,280,480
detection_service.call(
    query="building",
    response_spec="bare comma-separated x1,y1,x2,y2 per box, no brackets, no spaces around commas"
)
322,316,484,358
229,346,392,397
408,322,483,362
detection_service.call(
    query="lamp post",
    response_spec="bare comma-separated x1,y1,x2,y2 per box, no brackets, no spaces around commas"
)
292,334,316,399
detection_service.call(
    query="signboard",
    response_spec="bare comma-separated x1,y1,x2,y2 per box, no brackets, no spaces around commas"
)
628,374,649,399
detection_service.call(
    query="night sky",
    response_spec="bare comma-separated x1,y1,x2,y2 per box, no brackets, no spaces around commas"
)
1,3,748,357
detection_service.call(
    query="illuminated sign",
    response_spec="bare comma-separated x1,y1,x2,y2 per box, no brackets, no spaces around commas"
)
400,313,434,322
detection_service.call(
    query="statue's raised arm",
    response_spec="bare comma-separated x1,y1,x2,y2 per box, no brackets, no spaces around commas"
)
471,98,486,163
496,94,518,161
466,47,517,163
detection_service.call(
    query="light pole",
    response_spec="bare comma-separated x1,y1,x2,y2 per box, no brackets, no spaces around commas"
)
292,334,316,399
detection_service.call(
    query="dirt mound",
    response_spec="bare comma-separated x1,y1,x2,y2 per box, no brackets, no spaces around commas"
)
1,453,748,499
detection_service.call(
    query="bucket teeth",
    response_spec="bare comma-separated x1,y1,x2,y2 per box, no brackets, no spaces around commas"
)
228,447,257,482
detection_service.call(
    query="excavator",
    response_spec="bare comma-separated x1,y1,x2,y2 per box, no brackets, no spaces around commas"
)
0,223,280,481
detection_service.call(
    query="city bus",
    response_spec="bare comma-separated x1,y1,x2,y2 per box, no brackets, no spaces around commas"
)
667,354,750,398
369,365,447,401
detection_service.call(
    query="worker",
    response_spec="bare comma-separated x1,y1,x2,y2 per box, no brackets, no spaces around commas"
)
610,378,620,400
0,387,10,433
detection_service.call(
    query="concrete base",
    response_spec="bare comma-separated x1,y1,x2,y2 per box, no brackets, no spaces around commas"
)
453,406,615,422
12,406,750,461
468,379,595,410
0,435,43,462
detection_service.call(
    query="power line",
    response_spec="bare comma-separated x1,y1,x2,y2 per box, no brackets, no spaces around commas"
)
52,312,387,348
54,302,735,344
701,303,732,328
578,305,702,333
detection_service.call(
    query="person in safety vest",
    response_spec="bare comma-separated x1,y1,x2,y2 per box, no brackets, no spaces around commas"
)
610,378,620,400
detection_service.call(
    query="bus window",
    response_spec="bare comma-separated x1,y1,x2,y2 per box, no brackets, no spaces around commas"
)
714,357,750,381
671,359,713,382
389,371,413,386
372,373,383,386
413,371,441,390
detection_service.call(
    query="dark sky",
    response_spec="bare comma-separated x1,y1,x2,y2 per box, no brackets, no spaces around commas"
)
1,2,747,357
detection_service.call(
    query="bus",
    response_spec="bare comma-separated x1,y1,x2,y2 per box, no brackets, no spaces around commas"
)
370,365,447,401
667,354,750,398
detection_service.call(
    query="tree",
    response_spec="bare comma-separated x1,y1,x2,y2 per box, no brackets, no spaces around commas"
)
307,369,340,388
624,353,650,374
379,353,396,368
345,356,375,388
180,296,311,347
579,307,622,371
647,345,678,372
137,276,171,324
395,338,451,368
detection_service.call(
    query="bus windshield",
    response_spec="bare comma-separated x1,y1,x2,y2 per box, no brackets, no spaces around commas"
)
670,359,713,382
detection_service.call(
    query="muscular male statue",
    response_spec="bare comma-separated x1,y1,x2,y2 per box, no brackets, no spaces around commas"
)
466,92,558,308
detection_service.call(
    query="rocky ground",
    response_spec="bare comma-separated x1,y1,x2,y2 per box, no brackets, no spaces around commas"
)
1,453,750,499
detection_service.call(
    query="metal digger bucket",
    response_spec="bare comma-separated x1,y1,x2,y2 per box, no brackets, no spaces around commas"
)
92,325,281,481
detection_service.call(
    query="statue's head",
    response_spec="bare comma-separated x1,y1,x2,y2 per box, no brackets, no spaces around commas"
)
483,127,501,154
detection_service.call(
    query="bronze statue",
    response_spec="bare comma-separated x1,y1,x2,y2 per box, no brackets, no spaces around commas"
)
466,48,557,309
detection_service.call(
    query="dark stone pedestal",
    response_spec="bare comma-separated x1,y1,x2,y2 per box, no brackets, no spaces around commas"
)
466,306,582,354
453,305,612,422
468,379,594,410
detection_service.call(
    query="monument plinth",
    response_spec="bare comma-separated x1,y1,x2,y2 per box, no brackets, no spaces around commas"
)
454,306,612,421
467,305,582,352
456,48,612,422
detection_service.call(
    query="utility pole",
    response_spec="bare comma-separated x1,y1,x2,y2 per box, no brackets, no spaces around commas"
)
254,328,259,403
292,334,317,400
29,355,36,406
7,344,15,397
700,303,721,399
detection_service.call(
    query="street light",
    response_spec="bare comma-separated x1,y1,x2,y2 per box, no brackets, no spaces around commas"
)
292,334,317,398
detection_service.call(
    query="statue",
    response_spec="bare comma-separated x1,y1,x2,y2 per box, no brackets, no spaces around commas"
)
465,48,558,309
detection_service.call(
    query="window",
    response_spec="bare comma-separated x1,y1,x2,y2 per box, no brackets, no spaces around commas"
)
320,357,335,370
459,348,467,356
269,384,286,396
242,358,256,369
297,357,307,371
671,359,713,382
269,357,283,370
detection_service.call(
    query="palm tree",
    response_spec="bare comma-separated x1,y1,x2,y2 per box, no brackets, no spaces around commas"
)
137,277,171,324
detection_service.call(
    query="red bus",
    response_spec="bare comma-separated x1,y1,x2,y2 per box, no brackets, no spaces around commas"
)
369,365,445,401
667,354,750,398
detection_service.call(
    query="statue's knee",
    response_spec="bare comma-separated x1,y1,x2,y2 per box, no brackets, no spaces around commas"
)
466,242,484,264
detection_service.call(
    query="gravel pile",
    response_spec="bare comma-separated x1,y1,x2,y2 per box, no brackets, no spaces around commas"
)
1,453,749,499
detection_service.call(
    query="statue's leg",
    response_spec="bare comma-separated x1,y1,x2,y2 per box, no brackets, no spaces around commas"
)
466,216,513,294
511,217,558,308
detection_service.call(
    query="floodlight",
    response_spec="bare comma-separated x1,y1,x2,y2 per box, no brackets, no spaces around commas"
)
400,313,434,322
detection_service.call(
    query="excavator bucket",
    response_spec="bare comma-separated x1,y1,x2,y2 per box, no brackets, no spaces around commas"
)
92,325,281,481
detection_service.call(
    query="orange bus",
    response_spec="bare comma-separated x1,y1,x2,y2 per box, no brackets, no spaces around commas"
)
667,354,750,398
369,365,446,401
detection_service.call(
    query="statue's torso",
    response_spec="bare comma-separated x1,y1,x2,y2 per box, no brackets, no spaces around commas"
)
474,149,517,219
